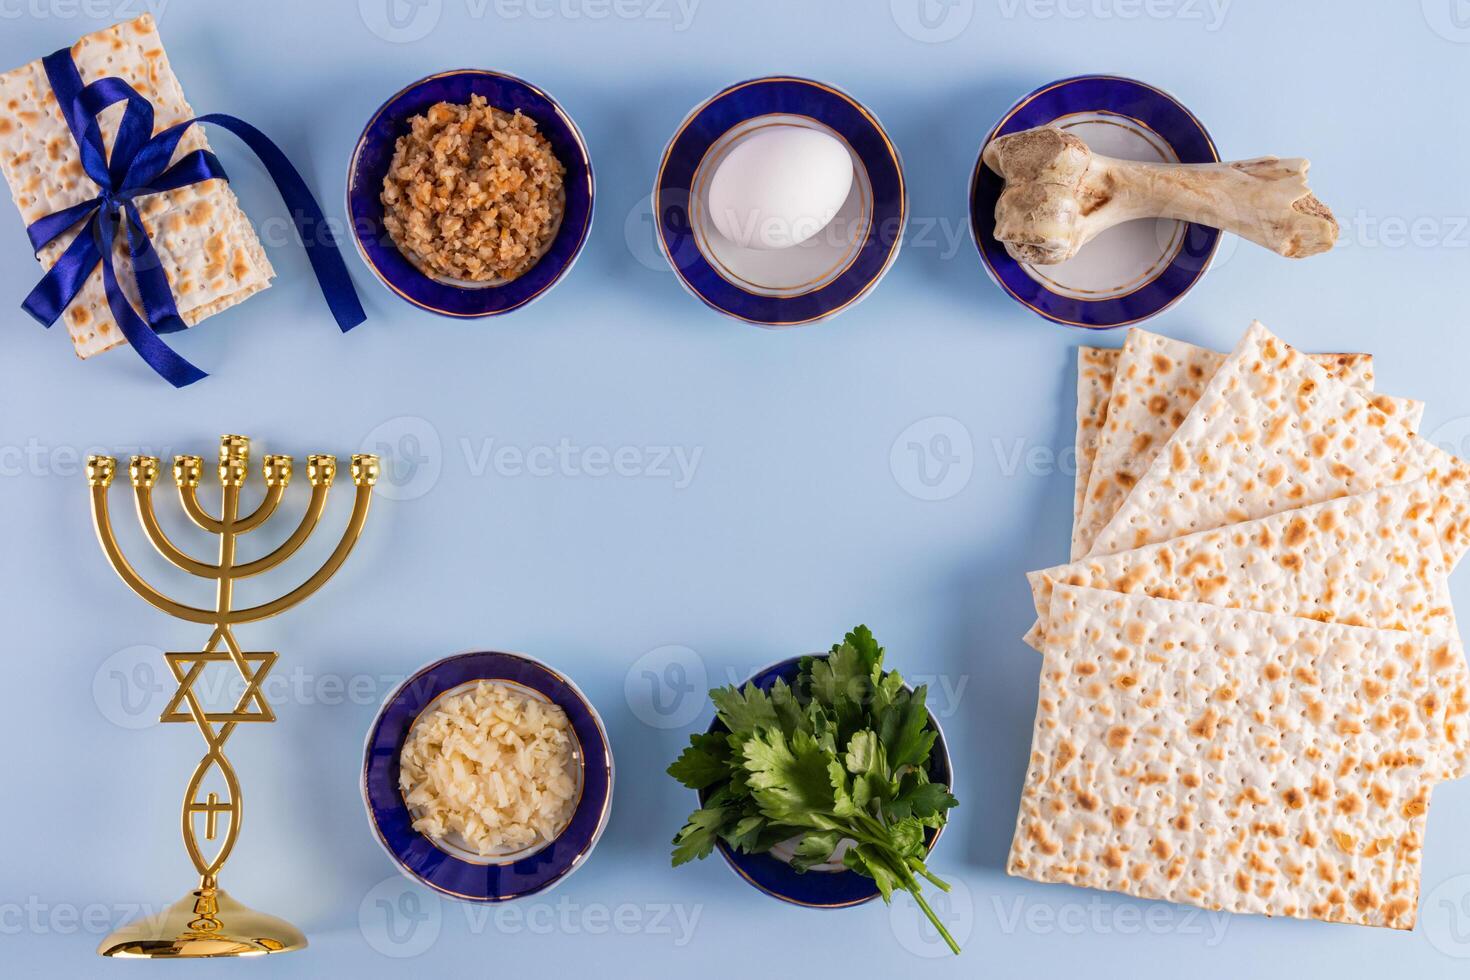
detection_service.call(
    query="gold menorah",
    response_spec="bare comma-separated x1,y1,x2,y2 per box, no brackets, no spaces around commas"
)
86,435,377,959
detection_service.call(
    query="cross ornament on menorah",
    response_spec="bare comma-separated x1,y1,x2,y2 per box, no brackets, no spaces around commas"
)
86,434,378,959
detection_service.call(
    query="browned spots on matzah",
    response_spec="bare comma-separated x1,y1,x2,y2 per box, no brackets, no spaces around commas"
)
1189,707,1219,740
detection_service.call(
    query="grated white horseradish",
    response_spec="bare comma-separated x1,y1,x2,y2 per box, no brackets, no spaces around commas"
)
399,680,579,855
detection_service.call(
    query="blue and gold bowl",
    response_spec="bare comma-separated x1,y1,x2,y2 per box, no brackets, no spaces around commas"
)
362,651,613,902
655,76,906,327
698,655,952,908
347,70,594,317
970,75,1220,329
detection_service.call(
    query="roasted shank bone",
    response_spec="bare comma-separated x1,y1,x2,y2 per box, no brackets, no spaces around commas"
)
981,126,1339,265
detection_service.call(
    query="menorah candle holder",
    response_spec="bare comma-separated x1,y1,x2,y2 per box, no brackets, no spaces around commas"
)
86,435,378,959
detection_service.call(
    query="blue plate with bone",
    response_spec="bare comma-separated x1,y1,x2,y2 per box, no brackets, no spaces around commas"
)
970,75,1221,329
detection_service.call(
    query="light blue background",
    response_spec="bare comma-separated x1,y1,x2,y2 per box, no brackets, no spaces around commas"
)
3,0,1470,975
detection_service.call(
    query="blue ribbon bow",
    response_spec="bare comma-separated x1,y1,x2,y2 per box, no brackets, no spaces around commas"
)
21,48,365,387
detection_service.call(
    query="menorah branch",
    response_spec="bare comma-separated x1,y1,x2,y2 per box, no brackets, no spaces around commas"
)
134,483,221,579
178,482,224,533
235,477,286,534
223,480,376,625
90,481,219,625
231,483,330,579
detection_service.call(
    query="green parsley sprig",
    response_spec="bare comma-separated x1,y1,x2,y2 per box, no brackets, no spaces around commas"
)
667,626,960,954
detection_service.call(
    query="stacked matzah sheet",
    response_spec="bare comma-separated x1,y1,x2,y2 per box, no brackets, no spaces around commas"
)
0,15,273,359
1011,321,1470,929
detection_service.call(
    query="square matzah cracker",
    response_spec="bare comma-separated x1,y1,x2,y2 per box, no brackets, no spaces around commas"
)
1089,322,1469,565
1020,481,1470,777
0,15,274,359
1071,330,1376,558
1009,584,1439,929
1072,347,1120,560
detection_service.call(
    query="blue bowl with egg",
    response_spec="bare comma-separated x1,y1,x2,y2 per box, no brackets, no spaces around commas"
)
362,651,614,902
347,70,595,318
697,655,952,908
655,76,906,327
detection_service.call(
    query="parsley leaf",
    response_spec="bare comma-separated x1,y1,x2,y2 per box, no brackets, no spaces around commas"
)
742,728,838,829
769,678,809,736
893,777,958,822
666,732,732,790
669,626,961,954
791,830,842,871
710,683,779,735
671,805,732,866
881,685,937,773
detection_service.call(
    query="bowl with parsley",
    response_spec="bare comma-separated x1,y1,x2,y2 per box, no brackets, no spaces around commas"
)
668,626,959,954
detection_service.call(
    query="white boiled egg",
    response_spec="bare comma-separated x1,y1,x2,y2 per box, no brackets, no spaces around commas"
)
707,127,855,250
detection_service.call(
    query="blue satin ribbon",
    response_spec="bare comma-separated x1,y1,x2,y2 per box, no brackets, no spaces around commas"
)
21,48,365,387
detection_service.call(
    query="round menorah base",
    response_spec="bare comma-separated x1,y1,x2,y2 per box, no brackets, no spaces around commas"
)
97,886,307,958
